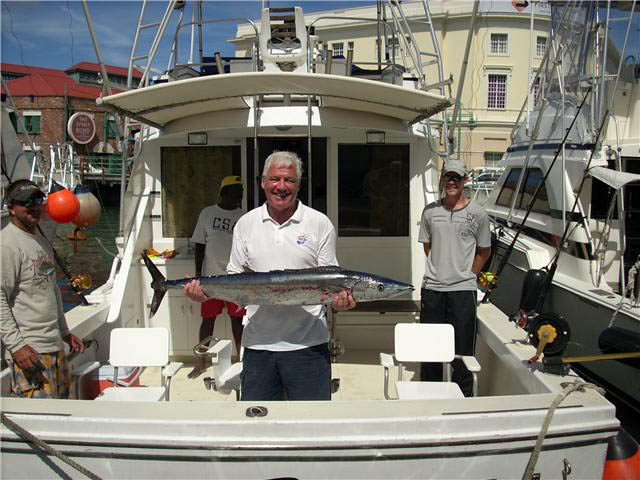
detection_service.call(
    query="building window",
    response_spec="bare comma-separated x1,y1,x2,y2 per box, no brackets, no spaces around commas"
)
375,37,401,61
338,144,410,237
106,115,118,139
490,33,508,55
10,111,41,135
332,42,344,57
532,75,541,105
536,36,547,57
484,152,503,167
388,37,401,59
488,74,507,109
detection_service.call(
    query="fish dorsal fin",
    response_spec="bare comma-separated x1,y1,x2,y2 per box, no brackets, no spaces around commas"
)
269,266,345,274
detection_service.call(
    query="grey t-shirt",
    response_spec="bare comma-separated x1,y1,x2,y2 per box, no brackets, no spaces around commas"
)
1,222,69,357
418,200,491,291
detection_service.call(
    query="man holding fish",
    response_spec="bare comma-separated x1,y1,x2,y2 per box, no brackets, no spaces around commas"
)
184,151,356,401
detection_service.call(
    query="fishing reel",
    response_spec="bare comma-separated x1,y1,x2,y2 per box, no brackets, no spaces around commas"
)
523,312,571,367
71,273,92,290
477,271,497,289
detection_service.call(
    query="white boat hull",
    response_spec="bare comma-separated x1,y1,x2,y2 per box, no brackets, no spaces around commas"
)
1,305,618,479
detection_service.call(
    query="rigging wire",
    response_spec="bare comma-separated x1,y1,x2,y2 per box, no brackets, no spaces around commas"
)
66,0,76,66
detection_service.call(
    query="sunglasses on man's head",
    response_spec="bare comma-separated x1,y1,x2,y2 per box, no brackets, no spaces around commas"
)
13,196,45,207
443,173,464,182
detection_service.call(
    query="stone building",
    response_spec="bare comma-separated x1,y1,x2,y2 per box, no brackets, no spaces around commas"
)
1,62,141,175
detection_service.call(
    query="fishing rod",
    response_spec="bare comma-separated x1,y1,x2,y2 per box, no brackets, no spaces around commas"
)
1,167,89,306
481,86,592,304
533,108,610,314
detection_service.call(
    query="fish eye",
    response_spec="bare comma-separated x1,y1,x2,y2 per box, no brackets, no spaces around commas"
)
377,284,385,292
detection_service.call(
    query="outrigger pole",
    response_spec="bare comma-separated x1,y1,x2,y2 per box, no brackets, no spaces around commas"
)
81,0,129,236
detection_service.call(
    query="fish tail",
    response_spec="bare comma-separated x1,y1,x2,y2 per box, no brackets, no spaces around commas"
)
141,253,167,317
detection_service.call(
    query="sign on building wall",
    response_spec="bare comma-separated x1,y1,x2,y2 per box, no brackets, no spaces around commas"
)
67,112,96,144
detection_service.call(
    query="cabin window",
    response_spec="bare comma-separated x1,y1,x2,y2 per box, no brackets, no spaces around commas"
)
495,168,550,214
161,146,241,238
496,168,522,208
332,42,344,57
490,33,508,55
517,168,550,214
488,74,507,109
337,144,410,237
536,36,547,57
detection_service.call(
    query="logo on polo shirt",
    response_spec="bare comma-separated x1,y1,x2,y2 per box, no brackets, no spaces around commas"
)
297,234,308,245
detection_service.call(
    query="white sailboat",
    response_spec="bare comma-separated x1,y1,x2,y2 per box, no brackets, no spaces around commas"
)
484,0,640,431
1,2,622,478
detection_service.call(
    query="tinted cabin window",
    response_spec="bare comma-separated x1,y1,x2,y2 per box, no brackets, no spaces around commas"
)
496,168,522,207
517,168,550,214
161,146,241,238
496,168,550,215
338,144,410,237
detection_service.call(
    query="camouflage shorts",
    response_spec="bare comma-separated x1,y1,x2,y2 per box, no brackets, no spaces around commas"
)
9,349,72,399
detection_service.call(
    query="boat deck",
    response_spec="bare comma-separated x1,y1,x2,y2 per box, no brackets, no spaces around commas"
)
143,351,414,402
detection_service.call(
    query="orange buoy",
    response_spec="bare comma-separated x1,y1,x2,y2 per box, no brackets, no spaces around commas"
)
72,185,102,227
47,182,80,224
603,428,640,480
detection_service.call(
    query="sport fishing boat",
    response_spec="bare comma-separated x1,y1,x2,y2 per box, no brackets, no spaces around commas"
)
0,1,622,478
483,1,640,433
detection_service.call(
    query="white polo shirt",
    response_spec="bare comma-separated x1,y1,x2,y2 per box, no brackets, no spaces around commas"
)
228,201,337,351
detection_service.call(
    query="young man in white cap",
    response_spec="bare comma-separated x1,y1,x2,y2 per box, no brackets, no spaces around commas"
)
1,179,84,398
418,160,491,396
188,175,245,379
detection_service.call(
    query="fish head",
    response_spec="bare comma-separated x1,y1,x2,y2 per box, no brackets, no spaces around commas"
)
353,274,414,301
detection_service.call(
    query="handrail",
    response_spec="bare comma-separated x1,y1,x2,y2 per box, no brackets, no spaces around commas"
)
172,18,259,72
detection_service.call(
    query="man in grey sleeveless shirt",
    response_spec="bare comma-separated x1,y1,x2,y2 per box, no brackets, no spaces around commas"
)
418,160,491,396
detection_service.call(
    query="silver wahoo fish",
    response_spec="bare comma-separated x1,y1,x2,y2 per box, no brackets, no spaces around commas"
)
141,253,413,316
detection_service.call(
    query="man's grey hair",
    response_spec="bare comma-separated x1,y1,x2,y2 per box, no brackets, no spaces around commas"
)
262,151,303,183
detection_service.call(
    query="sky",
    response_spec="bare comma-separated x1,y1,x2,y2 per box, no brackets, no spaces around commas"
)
1,1,375,71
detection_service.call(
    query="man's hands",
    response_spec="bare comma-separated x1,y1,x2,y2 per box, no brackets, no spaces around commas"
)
11,344,41,371
64,334,85,353
12,335,85,371
332,291,356,311
183,279,208,303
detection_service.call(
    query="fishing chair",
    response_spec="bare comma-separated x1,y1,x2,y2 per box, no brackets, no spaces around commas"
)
379,323,481,400
96,328,183,402
201,339,242,400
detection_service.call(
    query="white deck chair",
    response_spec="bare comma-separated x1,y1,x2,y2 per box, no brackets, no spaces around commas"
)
96,328,183,402
379,323,481,400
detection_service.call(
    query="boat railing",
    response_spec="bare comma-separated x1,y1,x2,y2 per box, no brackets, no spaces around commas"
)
170,18,260,76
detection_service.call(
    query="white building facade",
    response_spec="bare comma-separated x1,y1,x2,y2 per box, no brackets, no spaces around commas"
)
233,0,551,171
